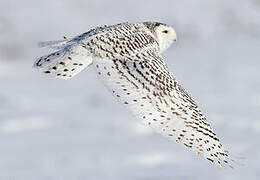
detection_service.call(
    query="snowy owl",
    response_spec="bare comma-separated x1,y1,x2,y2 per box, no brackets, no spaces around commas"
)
34,22,234,168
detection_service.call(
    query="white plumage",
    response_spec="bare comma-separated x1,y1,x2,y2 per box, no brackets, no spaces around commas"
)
34,22,234,168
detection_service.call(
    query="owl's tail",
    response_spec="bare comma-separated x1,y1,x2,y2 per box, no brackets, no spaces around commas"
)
33,43,93,80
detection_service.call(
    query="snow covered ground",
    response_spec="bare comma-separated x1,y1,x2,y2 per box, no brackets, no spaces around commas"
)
0,0,260,179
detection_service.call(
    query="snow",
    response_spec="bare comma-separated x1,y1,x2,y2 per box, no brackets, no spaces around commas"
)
0,0,260,179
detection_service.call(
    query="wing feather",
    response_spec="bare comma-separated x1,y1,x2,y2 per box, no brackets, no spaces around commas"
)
93,50,234,168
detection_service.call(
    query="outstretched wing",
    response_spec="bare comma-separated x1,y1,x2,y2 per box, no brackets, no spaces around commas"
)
33,22,156,80
93,49,234,168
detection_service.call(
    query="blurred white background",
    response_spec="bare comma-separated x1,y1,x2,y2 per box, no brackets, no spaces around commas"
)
0,0,260,179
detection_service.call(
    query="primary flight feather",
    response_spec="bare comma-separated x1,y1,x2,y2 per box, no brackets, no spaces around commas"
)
34,22,234,168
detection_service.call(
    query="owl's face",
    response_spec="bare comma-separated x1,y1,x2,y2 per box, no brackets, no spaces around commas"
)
154,24,177,53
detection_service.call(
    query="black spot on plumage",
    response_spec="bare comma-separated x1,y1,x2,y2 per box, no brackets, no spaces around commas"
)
207,158,214,163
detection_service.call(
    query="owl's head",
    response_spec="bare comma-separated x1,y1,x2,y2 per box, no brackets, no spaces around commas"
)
144,22,177,53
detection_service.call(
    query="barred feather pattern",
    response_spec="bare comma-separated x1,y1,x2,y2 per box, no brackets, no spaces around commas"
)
93,52,233,168
34,22,234,168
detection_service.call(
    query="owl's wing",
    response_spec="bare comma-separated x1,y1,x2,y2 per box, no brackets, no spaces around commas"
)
33,23,158,80
93,50,234,168
33,43,93,80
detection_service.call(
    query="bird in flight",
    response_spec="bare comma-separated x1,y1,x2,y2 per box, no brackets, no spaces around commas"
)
34,22,234,168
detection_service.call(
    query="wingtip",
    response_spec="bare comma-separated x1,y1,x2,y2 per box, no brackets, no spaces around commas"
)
37,39,69,49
